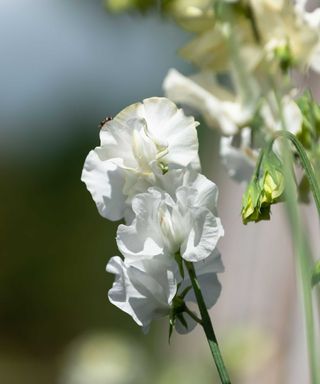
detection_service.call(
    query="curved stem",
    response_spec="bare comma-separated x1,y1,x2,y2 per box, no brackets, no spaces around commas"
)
271,93,320,383
185,261,231,384
268,130,320,219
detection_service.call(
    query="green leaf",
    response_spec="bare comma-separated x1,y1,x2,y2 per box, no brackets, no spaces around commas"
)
311,260,320,287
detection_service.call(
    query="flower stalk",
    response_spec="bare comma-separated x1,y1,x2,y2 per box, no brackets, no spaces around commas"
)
185,260,231,384
268,130,320,218
272,92,320,384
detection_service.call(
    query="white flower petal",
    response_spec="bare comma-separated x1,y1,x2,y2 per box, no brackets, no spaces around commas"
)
117,223,164,262
142,97,201,170
82,97,201,221
163,68,252,135
175,312,198,335
180,248,223,308
175,172,219,213
81,150,126,221
106,256,177,331
181,208,224,262
117,175,223,263
116,192,165,262
220,129,257,183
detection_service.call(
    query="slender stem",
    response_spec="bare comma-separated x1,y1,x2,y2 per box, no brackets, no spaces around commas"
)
185,260,231,384
269,130,320,218
272,92,320,384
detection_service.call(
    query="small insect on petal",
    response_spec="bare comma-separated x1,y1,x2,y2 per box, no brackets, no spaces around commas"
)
98,116,113,129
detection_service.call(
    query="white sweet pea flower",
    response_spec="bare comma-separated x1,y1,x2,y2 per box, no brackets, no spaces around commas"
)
163,69,254,136
220,94,302,183
81,97,200,221
260,94,302,136
250,0,320,72
116,170,224,263
106,249,224,333
294,0,320,72
106,256,177,333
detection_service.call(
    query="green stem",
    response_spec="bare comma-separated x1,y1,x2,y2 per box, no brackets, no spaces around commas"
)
185,261,231,384
268,130,320,218
271,93,320,384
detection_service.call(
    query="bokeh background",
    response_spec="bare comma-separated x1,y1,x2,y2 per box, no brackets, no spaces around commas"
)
1,1,318,383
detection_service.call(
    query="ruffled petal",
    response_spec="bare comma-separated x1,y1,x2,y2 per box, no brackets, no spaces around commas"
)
81,150,126,221
106,256,177,331
181,208,224,262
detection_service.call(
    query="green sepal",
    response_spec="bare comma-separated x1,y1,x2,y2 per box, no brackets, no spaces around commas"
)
241,150,285,224
159,162,169,175
177,312,188,330
174,251,185,279
241,178,266,224
168,294,187,343
180,285,192,299
260,150,285,203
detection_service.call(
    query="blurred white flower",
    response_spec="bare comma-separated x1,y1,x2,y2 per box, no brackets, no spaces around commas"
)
163,69,254,135
251,0,320,72
260,94,302,136
81,97,200,221
220,128,258,183
294,0,320,72
220,95,302,182
59,332,148,384
116,171,224,263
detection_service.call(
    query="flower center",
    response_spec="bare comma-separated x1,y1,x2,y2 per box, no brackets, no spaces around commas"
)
158,203,186,254
131,119,169,175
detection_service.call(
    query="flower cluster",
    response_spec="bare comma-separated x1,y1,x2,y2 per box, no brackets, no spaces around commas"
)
82,97,224,333
162,0,320,184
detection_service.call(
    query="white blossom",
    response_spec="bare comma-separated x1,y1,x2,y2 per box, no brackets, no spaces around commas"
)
116,170,224,263
106,256,177,333
220,94,302,182
220,128,258,183
163,68,254,135
294,1,320,72
81,97,200,221
106,248,223,333
250,0,320,72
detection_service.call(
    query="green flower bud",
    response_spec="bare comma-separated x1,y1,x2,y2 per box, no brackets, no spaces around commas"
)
241,178,270,224
241,150,284,224
260,151,284,203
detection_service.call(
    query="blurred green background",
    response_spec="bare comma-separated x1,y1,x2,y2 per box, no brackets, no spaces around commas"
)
0,1,214,383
